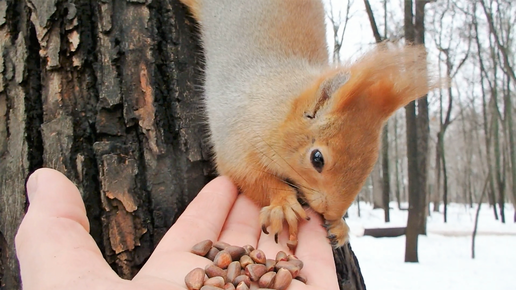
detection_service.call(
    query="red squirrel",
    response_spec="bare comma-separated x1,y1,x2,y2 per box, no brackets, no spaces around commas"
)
179,0,435,249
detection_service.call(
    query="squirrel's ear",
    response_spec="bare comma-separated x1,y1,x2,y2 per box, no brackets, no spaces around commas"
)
332,45,439,118
303,71,349,119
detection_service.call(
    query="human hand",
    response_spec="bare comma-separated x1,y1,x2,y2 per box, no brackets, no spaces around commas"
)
16,168,338,290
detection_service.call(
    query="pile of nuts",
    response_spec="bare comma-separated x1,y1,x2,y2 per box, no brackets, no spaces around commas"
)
185,239,307,290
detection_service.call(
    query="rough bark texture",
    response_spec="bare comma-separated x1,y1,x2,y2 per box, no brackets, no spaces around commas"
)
0,1,366,289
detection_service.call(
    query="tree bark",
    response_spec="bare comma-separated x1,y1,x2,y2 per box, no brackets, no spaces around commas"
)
0,1,367,289
404,0,420,263
414,0,429,236
404,0,431,262
473,8,498,220
382,125,391,222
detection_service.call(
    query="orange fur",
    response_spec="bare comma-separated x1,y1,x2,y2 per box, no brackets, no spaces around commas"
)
178,0,201,20
179,0,438,248
248,46,436,247
266,0,328,65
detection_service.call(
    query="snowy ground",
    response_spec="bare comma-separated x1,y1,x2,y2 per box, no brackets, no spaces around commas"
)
346,202,516,290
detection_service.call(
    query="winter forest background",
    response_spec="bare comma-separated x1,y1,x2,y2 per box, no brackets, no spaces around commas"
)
328,0,515,289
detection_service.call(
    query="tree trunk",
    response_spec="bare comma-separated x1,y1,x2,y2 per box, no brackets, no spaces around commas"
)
394,114,402,210
364,0,389,222
404,0,419,263
433,132,442,212
0,1,366,289
414,0,429,236
372,158,384,209
382,124,391,222
404,0,430,262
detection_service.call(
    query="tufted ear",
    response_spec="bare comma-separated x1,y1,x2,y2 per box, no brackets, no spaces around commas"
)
303,71,350,120
332,45,439,119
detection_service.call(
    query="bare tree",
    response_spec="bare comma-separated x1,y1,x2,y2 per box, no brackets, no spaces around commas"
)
327,0,355,63
404,0,433,263
432,0,471,221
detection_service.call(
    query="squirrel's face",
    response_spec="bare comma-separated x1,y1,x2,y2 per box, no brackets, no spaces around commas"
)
278,97,384,221
276,46,435,220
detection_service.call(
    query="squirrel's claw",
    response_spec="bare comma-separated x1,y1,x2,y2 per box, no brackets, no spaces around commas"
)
323,218,350,248
260,194,307,251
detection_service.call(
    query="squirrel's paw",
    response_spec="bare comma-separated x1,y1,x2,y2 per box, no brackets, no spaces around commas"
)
260,195,308,251
323,218,350,248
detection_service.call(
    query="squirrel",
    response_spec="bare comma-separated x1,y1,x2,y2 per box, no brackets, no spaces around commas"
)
179,0,436,249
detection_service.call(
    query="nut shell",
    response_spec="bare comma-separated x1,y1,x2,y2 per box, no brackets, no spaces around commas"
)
232,275,251,287
275,261,300,278
242,245,255,255
207,247,220,261
264,259,276,272
214,250,233,269
205,264,228,282
273,268,293,290
200,286,224,290
275,251,288,262
245,264,267,282
185,268,205,290
227,261,242,283
249,249,266,264
239,255,254,268
191,240,213,256
204,276,225,288
258,271,276,288
235,281,250,290
226,246,246,261
287,255,304,270
213,241,231,250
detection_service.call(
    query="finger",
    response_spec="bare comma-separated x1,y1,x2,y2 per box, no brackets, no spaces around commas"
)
137,176,238,281
153,176,238,253
217,194,261,247
16,169,119,289
257,220,292,260
295,209,338,289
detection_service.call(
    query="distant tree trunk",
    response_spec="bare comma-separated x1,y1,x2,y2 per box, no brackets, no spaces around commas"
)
414,0,429,236
0,1,366,289
364,0,389,221
503,73,516,223
489,46,506,224
382,125,391,222
480,0,516,221
472,174,489,259
436,48,454,223
473,9,498,221
372,160,384,209
404,0,419,263
404,0,431,263
394,114,402,210
433,135,442,212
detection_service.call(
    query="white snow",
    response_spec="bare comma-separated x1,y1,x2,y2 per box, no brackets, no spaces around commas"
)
346,202,516,290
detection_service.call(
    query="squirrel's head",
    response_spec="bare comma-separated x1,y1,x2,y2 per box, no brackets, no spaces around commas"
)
275,45,437,221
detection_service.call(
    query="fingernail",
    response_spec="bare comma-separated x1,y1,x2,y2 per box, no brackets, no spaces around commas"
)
25,170,40,201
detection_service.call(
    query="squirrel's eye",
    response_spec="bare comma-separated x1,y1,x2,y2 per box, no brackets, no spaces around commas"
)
310,149,324,173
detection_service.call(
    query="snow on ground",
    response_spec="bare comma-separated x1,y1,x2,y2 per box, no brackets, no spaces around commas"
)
346,202,516,290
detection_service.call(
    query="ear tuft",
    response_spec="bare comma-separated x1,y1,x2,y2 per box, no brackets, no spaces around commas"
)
333,45,441,117
303,71,350,119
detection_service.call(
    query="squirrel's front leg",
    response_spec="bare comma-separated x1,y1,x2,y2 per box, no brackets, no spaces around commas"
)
240,174,308,251
323,218,350,248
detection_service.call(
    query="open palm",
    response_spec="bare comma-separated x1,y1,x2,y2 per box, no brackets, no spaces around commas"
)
16,169,338,290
